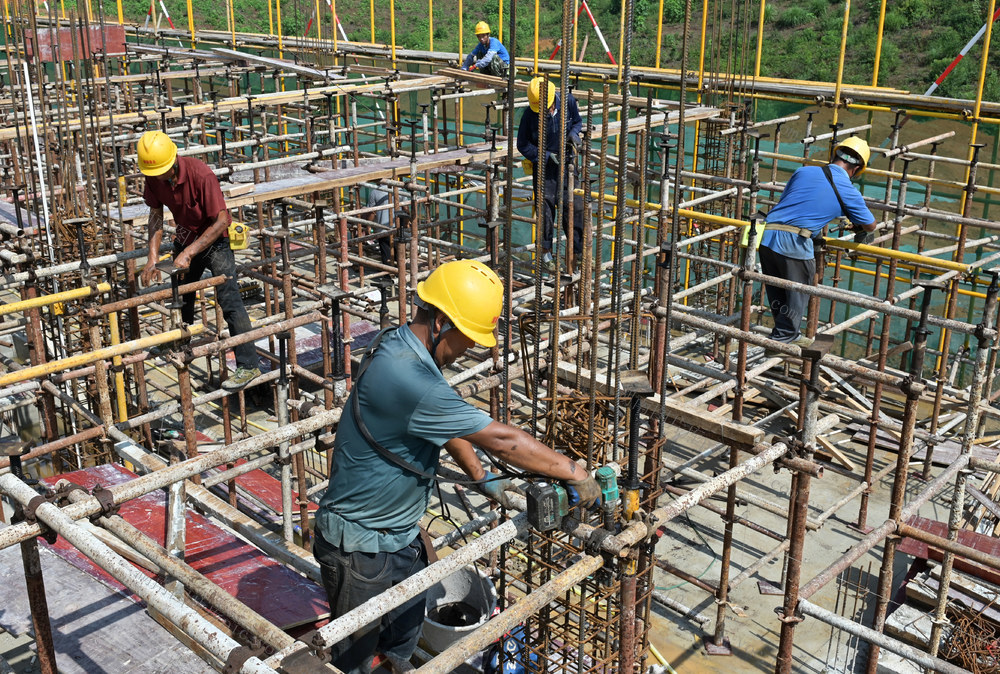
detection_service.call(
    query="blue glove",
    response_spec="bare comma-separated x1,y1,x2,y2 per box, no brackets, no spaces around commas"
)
481,470,522,509
565,475,601,509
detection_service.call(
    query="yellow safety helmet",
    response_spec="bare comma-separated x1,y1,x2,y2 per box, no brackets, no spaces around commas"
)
527,77,556,113
137,131,177,177
416,259,504,348
475,21,491,35
833,136,871,176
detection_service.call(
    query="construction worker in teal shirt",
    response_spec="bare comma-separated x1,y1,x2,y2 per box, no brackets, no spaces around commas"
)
462,21,510,78
314,260,600,674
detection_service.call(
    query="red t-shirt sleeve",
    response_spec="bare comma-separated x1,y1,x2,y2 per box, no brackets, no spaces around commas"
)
196,168,228,221
143,180,163,209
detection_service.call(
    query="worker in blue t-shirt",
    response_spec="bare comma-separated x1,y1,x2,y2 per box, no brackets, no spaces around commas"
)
313,260,600,674
759,136,876,351
462,21,510,78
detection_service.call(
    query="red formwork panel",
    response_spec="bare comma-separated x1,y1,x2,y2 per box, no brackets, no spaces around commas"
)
898,515,1000,587
41,464,329,630
24,25,127,63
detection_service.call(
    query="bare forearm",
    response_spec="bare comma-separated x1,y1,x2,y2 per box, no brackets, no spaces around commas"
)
444,438,486,481
187,211,229,256
147,209,164,259
464,422,581,482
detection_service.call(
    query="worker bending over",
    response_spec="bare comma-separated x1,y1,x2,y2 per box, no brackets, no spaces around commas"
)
462,21,510,78
516,76,585,269
759,136,876,352
137,130,261,391
314,259,600,674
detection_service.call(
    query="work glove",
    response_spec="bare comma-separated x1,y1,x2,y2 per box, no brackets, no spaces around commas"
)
547,151,559,167
568,132,581,150
480,470,522,509
565,475,601,509
852,227,875,245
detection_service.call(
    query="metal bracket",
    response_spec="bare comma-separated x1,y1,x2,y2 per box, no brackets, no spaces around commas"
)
278,630,331,672
90,483,120,521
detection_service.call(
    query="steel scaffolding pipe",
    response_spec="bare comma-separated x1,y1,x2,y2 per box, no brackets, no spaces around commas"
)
416,555,605,673
265,513,531,668
0,407,344,550
797,600,967,674
0,473,281,674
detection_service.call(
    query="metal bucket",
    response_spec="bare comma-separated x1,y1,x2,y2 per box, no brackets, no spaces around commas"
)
422,565,498,653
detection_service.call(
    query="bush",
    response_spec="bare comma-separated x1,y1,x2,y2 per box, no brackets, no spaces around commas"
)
775,7,815,29
663,0,684,23
882,10,907,32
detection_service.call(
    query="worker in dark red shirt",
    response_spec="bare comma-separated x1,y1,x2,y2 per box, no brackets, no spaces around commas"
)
137,130,260,391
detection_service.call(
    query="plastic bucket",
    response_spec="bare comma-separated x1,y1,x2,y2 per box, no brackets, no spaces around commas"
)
422,565,498,653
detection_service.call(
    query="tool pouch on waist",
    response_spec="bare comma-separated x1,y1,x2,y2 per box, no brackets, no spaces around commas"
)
228,221,249,250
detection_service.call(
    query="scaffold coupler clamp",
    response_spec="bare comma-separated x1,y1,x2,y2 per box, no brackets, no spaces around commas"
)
21,487,60,545
223,640,267,674
89,483,120,521
278,630,332,672
775,605,804,625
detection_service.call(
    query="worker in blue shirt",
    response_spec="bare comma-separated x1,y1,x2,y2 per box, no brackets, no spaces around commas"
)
313,260,600,674
462,21,510,78
759,136,876,351
516,76,585,269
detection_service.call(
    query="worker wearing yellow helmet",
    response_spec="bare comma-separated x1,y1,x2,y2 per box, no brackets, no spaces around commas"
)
517,76,586,270
462,20,510,78
314,259,600,673
136,130,260,391
756,135,876,355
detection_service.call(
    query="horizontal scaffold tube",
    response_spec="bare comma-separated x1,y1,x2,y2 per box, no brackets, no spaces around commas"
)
416,555,605,673
265,514,532,668
0,406,343,550
797,600,966,674
0,282,111,316
0,473,280,674
736,269,991,338
0,325,206,389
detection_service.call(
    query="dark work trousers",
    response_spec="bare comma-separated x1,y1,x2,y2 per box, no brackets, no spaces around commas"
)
313,530,428,674
535,159,584,255
758,244,816,343
172,238,257,369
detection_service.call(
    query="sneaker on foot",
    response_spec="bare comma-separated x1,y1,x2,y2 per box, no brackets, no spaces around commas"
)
222,366,261,391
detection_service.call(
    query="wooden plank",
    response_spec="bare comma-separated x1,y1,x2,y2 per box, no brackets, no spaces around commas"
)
556,362,764,448
968,484,1000,521
112,143,504,224
817,436,856,471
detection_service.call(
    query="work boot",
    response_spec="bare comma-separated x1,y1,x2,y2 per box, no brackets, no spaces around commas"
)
764,335,814,358
222,366,261,391
386,657,415,674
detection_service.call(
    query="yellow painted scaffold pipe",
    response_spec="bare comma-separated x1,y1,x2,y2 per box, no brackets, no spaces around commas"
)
0,325,205,390
825,239,972,274
0,282,112,317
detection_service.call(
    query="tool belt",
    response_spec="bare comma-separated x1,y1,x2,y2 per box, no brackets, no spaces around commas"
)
764,223,815,238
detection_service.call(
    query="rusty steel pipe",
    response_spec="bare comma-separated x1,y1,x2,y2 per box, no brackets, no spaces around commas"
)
266,514,532,668
415,555,605,674
59,485,295,652
0,407,344,550
798,453,969,602
100,275,226,314
0,474,280,674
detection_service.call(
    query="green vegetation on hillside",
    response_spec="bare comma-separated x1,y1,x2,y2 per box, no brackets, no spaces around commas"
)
73,0,1000,100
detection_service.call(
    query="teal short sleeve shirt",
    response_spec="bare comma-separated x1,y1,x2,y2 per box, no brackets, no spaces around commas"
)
317,325,492,553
